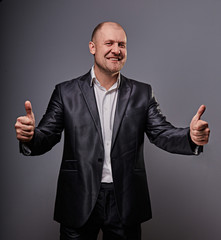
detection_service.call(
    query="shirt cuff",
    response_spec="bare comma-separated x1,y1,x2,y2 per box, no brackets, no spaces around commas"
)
20,142,32,155
193,145,200,155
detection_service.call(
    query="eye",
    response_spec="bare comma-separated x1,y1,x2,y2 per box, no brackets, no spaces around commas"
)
105,42,112,46
119,42,126,48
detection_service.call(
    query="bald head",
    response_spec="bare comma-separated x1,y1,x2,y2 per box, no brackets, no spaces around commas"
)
91,22,126,42
88,21,127,80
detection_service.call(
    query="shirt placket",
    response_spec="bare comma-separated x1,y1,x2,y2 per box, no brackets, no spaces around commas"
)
102,92,112,175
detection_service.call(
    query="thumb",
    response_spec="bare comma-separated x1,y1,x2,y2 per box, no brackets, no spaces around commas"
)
25,100,34,119
194,105,206,121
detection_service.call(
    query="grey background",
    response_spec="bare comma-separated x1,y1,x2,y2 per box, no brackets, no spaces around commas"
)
1,0,220,239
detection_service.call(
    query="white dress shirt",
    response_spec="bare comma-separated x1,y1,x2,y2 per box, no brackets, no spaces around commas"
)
91,67,120,183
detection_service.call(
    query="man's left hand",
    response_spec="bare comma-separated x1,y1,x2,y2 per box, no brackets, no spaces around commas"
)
190,105,210,146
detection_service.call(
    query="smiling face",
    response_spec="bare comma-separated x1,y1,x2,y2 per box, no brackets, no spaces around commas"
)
89,22,127,78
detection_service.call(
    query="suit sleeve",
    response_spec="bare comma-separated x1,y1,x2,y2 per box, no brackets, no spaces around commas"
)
145,86,202,155
20,84,64,156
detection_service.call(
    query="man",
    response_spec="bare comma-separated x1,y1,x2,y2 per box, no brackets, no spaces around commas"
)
15,22,210,240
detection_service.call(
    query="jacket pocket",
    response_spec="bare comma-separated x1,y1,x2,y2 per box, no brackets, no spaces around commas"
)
61,159,78,172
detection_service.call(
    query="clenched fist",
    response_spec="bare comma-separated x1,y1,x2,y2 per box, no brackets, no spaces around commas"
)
190,105,210,146
15,101,35,142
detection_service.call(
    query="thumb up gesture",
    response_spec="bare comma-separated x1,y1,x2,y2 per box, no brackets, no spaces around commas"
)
190,105,210,146
15,101,35,142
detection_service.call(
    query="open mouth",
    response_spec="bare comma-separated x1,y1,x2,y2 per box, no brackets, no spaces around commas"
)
107,57,122,61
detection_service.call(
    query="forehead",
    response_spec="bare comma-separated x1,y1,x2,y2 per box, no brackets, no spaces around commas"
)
96,23,127,43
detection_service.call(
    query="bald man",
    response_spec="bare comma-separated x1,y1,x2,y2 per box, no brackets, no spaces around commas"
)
15,22,210,240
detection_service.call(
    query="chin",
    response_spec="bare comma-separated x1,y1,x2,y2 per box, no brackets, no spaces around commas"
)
109,65,124,73
108,68,121,74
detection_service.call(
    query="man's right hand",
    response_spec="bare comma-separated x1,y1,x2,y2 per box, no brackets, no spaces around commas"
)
15,101,35,142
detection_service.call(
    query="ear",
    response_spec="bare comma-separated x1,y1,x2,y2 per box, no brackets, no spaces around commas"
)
89,41,96,55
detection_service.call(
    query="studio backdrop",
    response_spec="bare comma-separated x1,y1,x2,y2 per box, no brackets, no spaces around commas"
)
1,0,220,239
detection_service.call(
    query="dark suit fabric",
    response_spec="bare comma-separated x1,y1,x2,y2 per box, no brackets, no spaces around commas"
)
21,71,196,228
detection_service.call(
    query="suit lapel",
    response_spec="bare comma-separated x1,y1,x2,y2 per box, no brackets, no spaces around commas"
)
77,72,103,146
78,72,132,150
111,75,132,150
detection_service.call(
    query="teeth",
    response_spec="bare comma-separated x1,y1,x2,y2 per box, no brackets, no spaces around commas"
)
110,58,118,61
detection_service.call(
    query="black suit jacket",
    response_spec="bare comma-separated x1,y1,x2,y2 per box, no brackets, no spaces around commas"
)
21,71,198,228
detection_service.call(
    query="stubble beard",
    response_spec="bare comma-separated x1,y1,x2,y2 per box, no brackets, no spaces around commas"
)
96,58,126,76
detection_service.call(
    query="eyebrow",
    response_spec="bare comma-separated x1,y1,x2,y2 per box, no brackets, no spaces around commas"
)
104,40,127,44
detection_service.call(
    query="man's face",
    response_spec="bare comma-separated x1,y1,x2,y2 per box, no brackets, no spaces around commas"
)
89,23,127,76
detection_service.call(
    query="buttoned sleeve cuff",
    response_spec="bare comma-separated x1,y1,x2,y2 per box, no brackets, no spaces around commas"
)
19,134,36,156
194,145,200,155
20,142,32,155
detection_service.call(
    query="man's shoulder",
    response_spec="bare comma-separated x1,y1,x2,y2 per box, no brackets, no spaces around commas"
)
121,75,152,90
56,71,91,89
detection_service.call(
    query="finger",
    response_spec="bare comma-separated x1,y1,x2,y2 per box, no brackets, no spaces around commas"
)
20,129,34,137
16,127,34,141
190,133,209,145
16,116,33,125
191,137,209,146
15,122,33,134
194,105,206,121
25,100,33,119
190,125,210,145
18,123,34,132
192,120,209,131
17,135,33,142
191,130,208,137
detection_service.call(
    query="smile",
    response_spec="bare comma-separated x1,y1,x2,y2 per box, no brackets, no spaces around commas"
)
107,57,121,61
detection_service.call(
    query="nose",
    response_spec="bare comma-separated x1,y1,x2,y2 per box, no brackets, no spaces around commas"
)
111,43,120,55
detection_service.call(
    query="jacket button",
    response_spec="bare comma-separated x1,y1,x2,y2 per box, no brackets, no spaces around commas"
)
98,158,103,162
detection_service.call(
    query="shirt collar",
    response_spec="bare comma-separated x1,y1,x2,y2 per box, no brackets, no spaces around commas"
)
90,66,121,89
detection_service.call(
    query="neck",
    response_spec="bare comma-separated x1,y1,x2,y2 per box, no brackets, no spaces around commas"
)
94,66,119,90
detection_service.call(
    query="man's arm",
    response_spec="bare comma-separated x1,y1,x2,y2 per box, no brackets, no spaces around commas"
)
15,85,64,156
145,88,210,154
